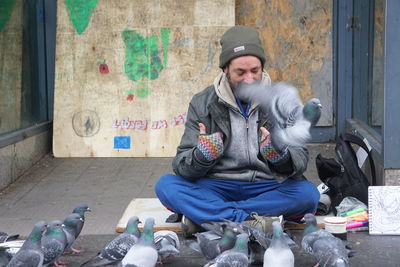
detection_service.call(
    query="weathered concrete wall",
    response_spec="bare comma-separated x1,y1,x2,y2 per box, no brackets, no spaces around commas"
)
53,0,234,157
236,0,333,127
0,130,51,191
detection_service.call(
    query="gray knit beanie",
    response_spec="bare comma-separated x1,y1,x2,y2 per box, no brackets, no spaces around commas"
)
219,25,266,69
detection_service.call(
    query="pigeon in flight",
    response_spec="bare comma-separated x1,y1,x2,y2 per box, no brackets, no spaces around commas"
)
6,221,47,267
80,216,141,267
235,81,322,150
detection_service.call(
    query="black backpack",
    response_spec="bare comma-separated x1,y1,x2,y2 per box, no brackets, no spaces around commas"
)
316,132,377,214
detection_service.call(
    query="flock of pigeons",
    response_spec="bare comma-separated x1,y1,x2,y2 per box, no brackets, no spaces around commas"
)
0,202,354,267
0,83,326,266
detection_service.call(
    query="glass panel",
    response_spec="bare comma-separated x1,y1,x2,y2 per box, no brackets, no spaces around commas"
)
371,0,384,128
0,0,47,135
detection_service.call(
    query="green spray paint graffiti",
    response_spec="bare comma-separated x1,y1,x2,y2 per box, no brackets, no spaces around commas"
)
65,0,98,35
0,0,16,32
160,28,171,68
121,28,170,98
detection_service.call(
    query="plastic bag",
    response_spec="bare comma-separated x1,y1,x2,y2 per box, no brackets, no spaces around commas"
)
335,196,367,216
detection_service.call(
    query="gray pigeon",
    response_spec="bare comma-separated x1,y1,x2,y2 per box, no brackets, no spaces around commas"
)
204,233,249,267
154,230,180,263
42,220,67,267
0,233,19,243
6,221,47,267
263,221,294,267
80,216,141,267
301,213,335,254
235,81,322,150
118,217,158,267
72,203,91,238
201,219,268,264
0,240,25,266
186,226,237,261
302,213,352,267
62,213,83,253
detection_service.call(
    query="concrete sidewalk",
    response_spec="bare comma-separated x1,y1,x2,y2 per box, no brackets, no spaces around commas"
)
0,153,399,266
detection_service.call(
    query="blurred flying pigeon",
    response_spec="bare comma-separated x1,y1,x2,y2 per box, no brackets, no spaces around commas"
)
302,213,353,266
6,221,47,267
42,220,67,267
80,216,141,267
118,217,158,267
186,226,237,261
62,213,83,253
72,203,91,238
263,221,294,267
154,230,180,263
235,81,322,150
204,233,249,267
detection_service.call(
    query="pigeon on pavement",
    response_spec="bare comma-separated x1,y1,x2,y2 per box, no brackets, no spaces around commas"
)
263,221,294,267
62,213,84,254
235,81,322,150
154,230,180,263
301,213,335,254
80,216,141,267
0,240,25,266
6,221,47,267
302,213,353,266
42,220,67,267
186,226,237,261
118,217,158,267
72,203,91,238
0,233,19,243
204,233,249,267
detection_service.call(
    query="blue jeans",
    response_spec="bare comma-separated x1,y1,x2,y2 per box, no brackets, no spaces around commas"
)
155,174,320,225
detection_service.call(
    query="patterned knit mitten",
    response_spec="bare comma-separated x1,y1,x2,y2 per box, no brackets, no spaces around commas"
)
260,137,288,163
196,132,224,162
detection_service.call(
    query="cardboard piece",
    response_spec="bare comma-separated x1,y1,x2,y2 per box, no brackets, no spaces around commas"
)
116,198,327,233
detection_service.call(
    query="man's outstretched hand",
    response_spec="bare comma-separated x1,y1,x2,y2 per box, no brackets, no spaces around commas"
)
196,123,224,162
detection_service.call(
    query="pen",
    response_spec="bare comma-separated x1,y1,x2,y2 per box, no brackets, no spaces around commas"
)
339,208,366,217
346,220,369,229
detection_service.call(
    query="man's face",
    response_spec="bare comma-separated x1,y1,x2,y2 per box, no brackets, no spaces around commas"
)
224,55,262,89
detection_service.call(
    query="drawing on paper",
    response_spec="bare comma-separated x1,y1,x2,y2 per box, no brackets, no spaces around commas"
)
369,186,400,235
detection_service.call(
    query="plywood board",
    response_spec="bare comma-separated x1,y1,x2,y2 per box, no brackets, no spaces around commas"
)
116,198,180,233
236,0,333,126
53,0,234,157
116,198,328,233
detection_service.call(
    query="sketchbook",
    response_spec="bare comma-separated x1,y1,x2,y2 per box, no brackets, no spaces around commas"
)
368,186,400,235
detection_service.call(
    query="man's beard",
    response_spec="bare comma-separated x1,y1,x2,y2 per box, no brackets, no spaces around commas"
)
226,73,236,90
227,73,251,103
